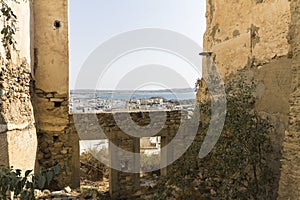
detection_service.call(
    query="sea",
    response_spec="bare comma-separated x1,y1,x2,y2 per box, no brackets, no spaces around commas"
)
96,92,195,100
72,88,196,101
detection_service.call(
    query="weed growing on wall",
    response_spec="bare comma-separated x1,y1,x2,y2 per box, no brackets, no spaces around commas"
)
0,0,24,60
151,73,275,199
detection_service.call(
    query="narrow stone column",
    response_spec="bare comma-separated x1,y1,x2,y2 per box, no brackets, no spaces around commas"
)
33,0,80,189
109,132,140,199
160,135,173,176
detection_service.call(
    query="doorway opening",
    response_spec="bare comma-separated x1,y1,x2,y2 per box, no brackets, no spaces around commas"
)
140,136,161,189
79,139,109,194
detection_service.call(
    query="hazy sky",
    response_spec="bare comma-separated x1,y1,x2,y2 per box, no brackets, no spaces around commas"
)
69,0,206,90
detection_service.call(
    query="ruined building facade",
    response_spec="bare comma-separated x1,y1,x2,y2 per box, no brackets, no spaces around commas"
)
0,0,299,199
201,0,300,199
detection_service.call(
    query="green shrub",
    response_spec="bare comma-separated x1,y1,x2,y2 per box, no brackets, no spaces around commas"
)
0,164,61,199
0,165,34,199
151,73,275,199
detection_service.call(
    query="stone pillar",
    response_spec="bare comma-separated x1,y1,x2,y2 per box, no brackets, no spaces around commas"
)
33,0,80,189
159,111,183,177
109,133,140,199
160,135,173,176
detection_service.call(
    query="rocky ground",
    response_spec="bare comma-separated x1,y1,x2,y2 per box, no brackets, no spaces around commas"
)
35,160,158,200
33,150,161,199
35,172,159,200
35,179,110,200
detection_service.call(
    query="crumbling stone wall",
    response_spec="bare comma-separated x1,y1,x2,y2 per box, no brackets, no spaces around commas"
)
0,59,36,171
204,0,291,78
200,0,296,198
0,1,37,174
278,0,300,198
0,0,298,199
71,110,187,199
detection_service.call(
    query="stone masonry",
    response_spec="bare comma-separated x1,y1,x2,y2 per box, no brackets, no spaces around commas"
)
71,110,187,199
278,0,300,198
32,0,79,189
201,0,299,198
0,0,37,174
0,0,299,199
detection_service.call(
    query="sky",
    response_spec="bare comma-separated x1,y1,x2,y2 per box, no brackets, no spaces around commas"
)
69,0,206,90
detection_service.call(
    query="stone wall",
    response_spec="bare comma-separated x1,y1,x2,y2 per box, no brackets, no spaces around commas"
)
71,110,187,199
204,0,291,78
278,1,300,198
0,1,36,174
0,0,298,199
200,0,295,198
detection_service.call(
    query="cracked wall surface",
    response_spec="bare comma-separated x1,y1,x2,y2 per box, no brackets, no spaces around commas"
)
0,0,299,199
201,0,299,198
204,0,291,78
0,1,36,173
278,0,300,198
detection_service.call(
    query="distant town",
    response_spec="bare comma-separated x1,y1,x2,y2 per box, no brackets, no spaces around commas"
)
75,89,197,155
70,89,196,113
